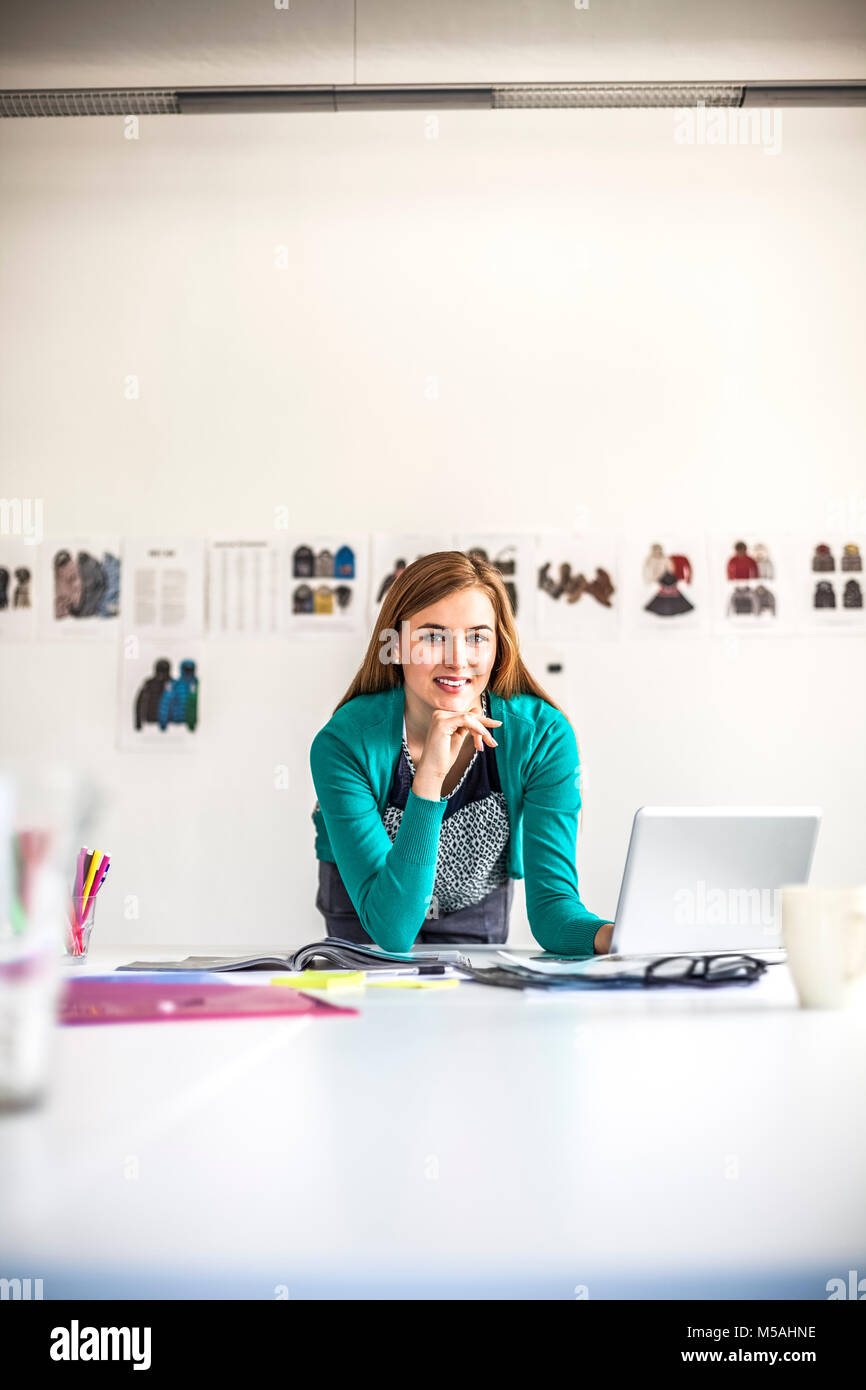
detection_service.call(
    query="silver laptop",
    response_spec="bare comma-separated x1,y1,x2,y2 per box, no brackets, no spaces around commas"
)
606,806,822,959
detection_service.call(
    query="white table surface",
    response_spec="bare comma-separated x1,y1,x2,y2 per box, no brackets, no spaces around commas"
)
2,941,865,1299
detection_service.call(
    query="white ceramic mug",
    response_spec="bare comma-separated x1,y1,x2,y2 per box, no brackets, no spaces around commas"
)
780,885,866,1009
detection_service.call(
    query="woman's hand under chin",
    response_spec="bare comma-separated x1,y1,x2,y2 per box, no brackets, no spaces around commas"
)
593,922,614,954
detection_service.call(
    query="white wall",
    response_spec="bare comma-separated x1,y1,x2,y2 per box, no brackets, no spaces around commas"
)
1,105,864,946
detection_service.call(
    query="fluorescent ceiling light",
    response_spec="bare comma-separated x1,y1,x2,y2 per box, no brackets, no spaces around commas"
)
1,82,864,118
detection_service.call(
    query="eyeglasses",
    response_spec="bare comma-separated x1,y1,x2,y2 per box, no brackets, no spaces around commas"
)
643,954,768,987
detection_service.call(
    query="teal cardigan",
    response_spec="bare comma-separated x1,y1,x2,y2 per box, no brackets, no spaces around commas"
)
310,685,607,957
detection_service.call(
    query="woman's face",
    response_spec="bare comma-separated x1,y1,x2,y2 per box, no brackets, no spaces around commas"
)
400,586,498,713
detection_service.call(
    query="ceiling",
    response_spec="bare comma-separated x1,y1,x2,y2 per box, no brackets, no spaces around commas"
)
1,0,865,90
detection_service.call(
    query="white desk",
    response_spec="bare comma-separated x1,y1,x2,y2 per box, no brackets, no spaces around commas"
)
2,942,865,1299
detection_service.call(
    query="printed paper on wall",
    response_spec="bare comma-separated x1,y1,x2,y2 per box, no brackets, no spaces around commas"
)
711,534,795,634
624,534,709,636
40,537,122,639
535,533,621,641
121,538,204,639
455,533,537,638
368,533,456,626
0,538,37,641
207,538,283,637
799,535,866,632
286,534,367,635
118,639,202,753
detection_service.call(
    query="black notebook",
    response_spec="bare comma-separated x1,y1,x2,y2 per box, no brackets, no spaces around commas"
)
117,938,462,974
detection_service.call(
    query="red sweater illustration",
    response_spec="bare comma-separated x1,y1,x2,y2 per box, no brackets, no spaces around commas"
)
727,542,758,581
668,553,692,584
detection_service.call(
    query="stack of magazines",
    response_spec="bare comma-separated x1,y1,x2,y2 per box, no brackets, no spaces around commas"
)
119,941,773,990
117,938,462,975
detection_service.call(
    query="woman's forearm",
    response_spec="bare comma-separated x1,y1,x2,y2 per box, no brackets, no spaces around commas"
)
528,906,607,958
411,771,444,801
332,789,447,954
592,921,614,954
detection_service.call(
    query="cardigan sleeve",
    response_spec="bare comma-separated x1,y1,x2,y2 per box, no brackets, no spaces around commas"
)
310,724,447,954
521,712,607,957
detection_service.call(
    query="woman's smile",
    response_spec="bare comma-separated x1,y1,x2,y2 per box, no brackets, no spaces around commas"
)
433,675,473,693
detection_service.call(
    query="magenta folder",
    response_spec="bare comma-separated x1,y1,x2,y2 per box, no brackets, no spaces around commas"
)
59,978,358,1025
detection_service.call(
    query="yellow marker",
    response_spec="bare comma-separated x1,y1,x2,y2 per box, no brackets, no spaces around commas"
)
368,977,458,990
271,971,366,991
79,850,102,919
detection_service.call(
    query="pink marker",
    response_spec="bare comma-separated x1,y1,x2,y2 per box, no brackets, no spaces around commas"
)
72,847,88,953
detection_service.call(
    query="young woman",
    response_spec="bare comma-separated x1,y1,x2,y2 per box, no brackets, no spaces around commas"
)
310,550,614,956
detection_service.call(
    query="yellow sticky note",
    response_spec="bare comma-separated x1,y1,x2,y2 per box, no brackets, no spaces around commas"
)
271,971,367,991
367,977,459,990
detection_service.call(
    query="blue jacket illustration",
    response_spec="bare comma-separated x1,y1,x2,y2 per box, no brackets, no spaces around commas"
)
158,660,199,732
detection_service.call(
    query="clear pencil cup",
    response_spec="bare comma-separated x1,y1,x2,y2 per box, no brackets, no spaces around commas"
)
0,927,63,1111
63,899,96,963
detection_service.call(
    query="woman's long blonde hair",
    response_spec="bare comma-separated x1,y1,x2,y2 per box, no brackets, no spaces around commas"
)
335,549,567,719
